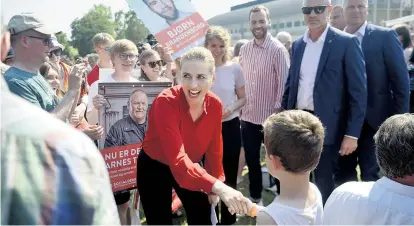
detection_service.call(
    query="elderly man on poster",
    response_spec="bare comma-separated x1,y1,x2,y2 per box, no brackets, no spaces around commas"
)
104,89,149,225
142,0,194,27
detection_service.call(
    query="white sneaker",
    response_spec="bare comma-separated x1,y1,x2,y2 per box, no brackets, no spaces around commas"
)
237,176,244,184
265,185,278,195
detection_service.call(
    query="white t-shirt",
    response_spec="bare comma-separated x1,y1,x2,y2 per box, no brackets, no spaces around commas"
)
259,183,324,225
87,74,138,125
324,177,414,224
210,62,245,122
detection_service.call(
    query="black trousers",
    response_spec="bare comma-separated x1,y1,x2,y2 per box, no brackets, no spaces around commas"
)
216,118,241,225
335,122,380,185
241,120,280,200
314,143,341,204
137,151,212,225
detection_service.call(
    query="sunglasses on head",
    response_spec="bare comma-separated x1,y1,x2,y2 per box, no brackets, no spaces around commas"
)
147,60,164,68
49,48,62,57
302,5,328,15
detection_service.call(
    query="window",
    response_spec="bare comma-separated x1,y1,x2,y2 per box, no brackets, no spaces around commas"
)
377,0,387,8
302,21,306,26
294,21,301,27
272,24,277,29
287,22,292,28
279,23,285,28
391,0,401,8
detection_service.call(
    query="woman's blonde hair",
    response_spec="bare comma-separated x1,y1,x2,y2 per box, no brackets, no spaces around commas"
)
180,47,215,76
110,39,138,61
204,26,231,63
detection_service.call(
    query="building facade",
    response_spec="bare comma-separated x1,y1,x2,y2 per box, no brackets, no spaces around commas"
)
207,0,414,43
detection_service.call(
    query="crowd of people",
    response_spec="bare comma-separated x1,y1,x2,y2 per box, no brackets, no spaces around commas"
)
1,0,414,225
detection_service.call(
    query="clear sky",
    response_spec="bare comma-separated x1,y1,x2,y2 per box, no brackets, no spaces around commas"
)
3,0,249,37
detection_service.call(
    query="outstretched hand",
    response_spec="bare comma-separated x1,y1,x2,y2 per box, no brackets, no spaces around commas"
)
212,180,250,215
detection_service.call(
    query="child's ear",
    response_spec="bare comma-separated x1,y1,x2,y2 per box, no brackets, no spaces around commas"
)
269,155,283,170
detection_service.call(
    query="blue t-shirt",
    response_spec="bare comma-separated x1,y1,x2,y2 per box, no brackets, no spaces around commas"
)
4,67,59,112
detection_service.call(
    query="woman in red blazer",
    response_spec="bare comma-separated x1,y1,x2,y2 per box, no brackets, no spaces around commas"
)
137,47,249,225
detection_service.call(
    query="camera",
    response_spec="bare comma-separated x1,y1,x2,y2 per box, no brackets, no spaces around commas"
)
147,34,158,48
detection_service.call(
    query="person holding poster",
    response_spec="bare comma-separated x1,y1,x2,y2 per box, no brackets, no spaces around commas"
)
205,26,247,225
104,90,148,225
137,47,250,225
142,0,194,28
87,39,139,126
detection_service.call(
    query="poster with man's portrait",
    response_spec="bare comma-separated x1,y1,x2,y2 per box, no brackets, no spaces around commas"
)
127,0,209,59
97,81,172,192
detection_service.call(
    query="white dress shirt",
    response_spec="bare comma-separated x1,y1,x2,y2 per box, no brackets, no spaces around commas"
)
345,21,367,44
296,25,329,111
323,177,414,224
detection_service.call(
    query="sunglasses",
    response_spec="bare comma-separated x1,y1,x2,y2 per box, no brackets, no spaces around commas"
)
147,60,164,68
119,53,138,61
302,5,328,15
49,48,62,57
27,36,53,46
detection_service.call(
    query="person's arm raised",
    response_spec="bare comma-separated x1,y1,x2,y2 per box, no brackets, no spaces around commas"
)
51,64,86,121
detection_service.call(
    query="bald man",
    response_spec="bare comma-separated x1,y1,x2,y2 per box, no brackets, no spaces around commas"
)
336,0,409,187
330,5,346,30
282,0,367,203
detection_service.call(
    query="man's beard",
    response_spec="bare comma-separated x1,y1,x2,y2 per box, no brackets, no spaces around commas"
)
157,8,179,21
251,27,267,40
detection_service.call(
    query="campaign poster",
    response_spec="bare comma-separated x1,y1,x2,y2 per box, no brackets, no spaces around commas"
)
97,81,172,149
127,0,209,59
102,143,142,192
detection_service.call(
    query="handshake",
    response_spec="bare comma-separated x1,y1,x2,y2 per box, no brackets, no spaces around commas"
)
210,180,256,217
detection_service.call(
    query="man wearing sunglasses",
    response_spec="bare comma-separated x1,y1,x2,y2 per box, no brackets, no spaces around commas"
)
282,0,367,204
4,13,87,122
335,0,409,189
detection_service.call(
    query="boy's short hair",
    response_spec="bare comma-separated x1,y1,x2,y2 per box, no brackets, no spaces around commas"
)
263,110,325,173
92,33,115,47
110,39,138,60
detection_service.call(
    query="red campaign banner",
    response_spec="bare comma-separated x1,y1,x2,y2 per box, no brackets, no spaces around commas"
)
100,143,142,192
101,143,183,211
155,12,209,57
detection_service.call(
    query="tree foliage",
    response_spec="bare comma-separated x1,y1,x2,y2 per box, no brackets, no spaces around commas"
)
114,10,150,43
69,5,151,56
55,32,79,60
70,4,117,56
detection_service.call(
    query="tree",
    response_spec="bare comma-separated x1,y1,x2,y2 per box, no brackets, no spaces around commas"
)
70,4,117,56
114,10,150,44
55,32,79,60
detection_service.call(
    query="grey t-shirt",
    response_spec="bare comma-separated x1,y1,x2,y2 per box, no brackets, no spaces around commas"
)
211,62,245,122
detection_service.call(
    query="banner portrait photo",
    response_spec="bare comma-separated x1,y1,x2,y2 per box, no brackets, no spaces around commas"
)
127,0,209,59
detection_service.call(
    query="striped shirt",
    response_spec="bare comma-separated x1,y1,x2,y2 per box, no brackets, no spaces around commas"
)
1,86,120,225
239,34,290,125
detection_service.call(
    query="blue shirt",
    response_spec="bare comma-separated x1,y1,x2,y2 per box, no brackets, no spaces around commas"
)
4,67,59,112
